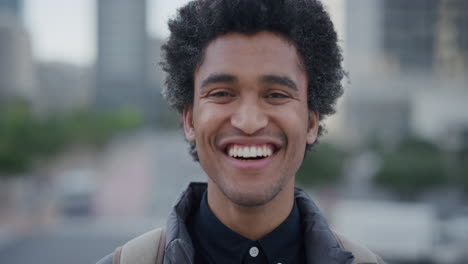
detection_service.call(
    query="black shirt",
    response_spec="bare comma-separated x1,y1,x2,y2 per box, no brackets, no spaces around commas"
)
189,192,305,264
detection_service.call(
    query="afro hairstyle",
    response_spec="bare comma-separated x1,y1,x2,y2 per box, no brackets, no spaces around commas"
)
161,0,345,161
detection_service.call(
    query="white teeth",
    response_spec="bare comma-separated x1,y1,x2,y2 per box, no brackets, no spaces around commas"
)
249,146,256,157
258,147,264,157
227,145,274,158
242,147,249,157
233,147,239,157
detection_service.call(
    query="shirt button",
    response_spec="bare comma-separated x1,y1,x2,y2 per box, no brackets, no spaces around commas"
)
249,246,259,257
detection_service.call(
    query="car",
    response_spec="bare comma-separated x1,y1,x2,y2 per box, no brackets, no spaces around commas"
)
55,169,97,217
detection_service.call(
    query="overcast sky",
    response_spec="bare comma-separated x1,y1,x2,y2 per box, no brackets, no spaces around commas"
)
24,0,191,66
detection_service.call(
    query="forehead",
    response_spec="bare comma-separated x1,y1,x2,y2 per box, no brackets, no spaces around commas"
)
195,31,306,85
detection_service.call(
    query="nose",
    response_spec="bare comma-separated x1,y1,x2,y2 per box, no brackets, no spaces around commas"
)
231,99,268,135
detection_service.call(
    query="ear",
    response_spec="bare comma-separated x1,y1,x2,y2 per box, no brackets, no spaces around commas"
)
306,111,319,144
183,105,196,142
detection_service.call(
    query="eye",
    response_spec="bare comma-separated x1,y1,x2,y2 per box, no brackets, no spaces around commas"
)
266,92,289,99
209,91,234,97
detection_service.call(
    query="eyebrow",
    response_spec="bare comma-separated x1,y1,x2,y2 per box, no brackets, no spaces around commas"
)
200,73,238,89
260,75,298,91
199,73,298,92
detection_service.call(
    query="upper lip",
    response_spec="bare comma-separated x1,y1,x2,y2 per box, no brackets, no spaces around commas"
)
218,137,283,152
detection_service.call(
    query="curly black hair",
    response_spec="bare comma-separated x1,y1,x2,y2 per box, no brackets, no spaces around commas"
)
161,0,345,161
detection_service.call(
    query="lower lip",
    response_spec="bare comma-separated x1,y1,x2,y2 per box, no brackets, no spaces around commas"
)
224,151,277,170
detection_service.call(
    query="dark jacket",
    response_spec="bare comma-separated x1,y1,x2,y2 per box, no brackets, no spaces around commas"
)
98,182,381,264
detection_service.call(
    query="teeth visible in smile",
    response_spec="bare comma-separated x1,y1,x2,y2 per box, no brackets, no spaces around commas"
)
227,144,274,158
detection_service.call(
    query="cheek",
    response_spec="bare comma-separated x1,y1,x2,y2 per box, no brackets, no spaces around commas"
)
282,107,309,133
193,104,229,143
278,107,310,155
195,104,224,128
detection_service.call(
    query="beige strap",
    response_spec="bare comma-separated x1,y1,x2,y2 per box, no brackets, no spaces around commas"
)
112,247,122,264
155,228,166,264
118,228,166,264
332,230,381,264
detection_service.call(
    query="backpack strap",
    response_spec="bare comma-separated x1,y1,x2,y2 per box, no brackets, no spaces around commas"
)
332,230,385,264
113,228,166,264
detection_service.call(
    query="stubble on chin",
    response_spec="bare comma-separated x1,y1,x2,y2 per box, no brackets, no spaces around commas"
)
213,173,292,208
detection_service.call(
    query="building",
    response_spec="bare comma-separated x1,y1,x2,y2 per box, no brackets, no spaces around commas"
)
434,0,468,78
36,62,92,113
96,0,150,115
382,0,440,73
0,14,36,106
381,0,468,143
0,0,21,18
382,0,468,76
343,0,410,147
343,0,468,147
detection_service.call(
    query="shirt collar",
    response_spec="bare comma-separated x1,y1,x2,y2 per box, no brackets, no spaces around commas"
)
258,200,303,263
193,191,303,263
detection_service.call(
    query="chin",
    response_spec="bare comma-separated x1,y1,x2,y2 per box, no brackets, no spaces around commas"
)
227,191,275,207
219,177,289,208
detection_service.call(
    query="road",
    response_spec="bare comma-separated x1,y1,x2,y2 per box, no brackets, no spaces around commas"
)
0,130,205,264
93,130,205,217
149,131,205,217
0,218,164,264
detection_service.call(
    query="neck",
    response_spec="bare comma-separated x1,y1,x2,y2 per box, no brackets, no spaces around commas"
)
207,179,295,241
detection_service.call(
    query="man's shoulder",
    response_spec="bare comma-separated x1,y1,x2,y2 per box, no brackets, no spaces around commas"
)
332,231,385,264
96,227,166,264
96,253,113,264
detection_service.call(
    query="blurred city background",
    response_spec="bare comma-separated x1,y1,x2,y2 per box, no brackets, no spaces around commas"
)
0,0,467,263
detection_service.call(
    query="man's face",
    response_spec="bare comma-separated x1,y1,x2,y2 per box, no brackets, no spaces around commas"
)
184,31,319,207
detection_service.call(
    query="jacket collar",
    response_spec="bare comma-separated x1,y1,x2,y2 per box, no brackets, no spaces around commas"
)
295,189,354,264
164,182,354,264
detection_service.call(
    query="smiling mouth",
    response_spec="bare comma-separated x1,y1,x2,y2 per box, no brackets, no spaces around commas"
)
224,144,278,161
